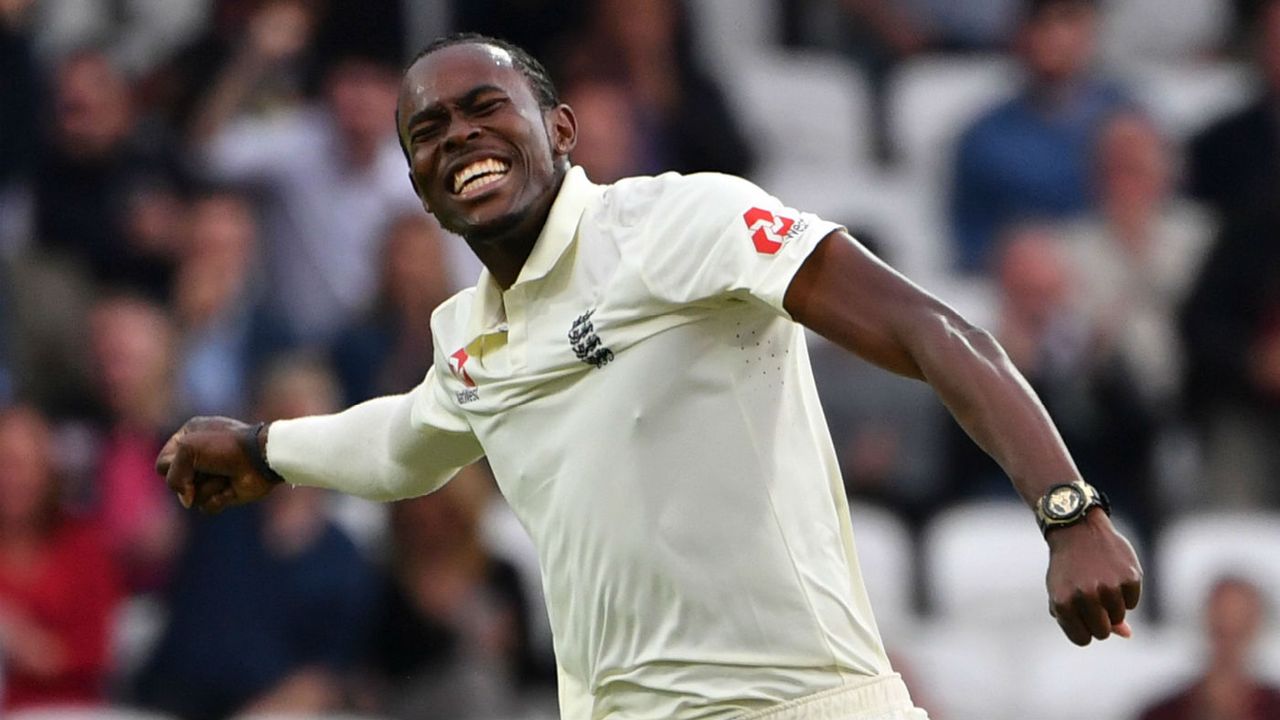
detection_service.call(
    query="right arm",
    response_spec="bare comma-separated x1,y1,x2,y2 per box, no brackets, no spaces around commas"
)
158,368,484,512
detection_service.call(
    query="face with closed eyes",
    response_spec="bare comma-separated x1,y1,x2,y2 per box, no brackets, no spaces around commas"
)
397,43,577,242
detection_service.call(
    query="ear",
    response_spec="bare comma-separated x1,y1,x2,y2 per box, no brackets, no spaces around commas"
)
546,103,578,160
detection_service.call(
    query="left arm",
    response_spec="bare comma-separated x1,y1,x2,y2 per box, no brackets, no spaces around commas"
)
785,230,1142,646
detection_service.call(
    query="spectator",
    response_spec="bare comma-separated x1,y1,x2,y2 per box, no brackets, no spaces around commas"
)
172,186,277,417
950,0,1128,273
1061,112,1213,413
135,354,377,720
1180,196,1280,510
192,20,422,346
1189,0,1280,224
367,464,550,720
331,213,456,406
0,405,122,712
558,0,755,178
88,296,183,592
149,0,319,137
30,46,187,298
1138,577,1280,720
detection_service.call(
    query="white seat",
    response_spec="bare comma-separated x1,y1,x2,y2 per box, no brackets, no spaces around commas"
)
1100,0,1230,69
887,55,1019,189
1012,624,1200,720
892,620,1018,720
1157,512,1280,627
1259,632,1280,685
1122,61,1257,140
923,500,1049,626
724,50,875,178
848,501,916,637
684,0,778,78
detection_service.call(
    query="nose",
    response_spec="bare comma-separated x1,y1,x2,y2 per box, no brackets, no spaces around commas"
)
443,117,482,152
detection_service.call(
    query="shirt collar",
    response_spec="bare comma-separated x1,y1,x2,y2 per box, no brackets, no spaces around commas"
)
466,166,603,337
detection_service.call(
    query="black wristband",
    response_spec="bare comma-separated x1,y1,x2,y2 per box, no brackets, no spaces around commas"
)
241,421,287,485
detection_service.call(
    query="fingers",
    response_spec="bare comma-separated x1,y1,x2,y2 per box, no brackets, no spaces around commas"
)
1053,585,1136,646
1099,584,1127,627
1075,590,1113,641
165,443,197,509
1051,600,1093,646
155,431,182,476
1122,579,1142,610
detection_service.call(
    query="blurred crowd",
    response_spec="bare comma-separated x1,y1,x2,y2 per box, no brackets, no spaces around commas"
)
0,0,1278,718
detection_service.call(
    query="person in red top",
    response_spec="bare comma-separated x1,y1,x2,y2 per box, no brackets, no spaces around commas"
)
0,405,123,711
1139,577,1280,720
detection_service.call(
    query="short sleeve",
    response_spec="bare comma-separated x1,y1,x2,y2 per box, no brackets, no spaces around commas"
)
622,173,843,316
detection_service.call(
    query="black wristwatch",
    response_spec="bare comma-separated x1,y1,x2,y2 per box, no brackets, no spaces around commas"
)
240,421,287,485
1035,480,1111,536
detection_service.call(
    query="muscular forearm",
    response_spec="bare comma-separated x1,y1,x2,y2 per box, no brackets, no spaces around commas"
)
909,312,1081,507
267,391,481,502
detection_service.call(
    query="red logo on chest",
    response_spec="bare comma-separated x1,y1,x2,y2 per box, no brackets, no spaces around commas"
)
743,207,796,255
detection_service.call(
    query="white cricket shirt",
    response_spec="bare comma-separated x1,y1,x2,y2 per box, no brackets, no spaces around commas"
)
268,167,896,719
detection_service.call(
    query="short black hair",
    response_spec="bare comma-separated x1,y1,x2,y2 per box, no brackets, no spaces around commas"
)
395,33,561,162
407,32,560,110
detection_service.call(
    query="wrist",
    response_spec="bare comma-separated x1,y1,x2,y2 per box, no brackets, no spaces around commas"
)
242,421,286,485
1045,505,1111,551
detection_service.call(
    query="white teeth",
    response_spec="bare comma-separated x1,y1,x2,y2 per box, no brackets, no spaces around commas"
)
452,158,510,194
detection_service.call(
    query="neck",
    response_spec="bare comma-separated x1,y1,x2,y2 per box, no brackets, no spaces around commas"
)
464,168,566,289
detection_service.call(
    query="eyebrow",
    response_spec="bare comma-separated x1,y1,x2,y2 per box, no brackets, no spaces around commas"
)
405,84,507,132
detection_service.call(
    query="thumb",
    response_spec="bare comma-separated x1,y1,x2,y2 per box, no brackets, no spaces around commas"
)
1114,620,1133,639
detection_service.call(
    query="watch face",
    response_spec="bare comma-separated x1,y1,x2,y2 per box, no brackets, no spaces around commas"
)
1044,485,1085,520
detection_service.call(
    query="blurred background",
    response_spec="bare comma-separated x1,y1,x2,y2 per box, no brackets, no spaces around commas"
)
0,0,1278,718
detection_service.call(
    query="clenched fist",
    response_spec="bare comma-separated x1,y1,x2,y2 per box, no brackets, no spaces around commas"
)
155,416,282,514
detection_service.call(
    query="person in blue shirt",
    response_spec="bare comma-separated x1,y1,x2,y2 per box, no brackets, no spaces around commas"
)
951,0,1129,274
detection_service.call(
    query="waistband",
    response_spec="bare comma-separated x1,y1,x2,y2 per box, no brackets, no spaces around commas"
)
739,674,923,720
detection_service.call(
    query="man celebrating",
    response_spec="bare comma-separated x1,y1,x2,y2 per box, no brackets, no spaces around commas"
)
158,34,1142,720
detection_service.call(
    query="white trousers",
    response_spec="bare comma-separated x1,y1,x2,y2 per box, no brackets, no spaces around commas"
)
739,674,930,720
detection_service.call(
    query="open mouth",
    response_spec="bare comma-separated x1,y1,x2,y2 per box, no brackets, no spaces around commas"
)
451,158,512,197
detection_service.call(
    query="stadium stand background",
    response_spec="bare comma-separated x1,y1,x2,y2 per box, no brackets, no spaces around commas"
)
1,0,1278,718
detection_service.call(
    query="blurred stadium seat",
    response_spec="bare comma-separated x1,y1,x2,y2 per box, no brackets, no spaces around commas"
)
723,50,875,179
923,499,1049,626
892,621,1018,720
887,55,1018,189
1123,61,1256,140
685,0,778,76
1157,512,1280,627
849,501,916,636
1012,624,1199,720
1099,0,1230,69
